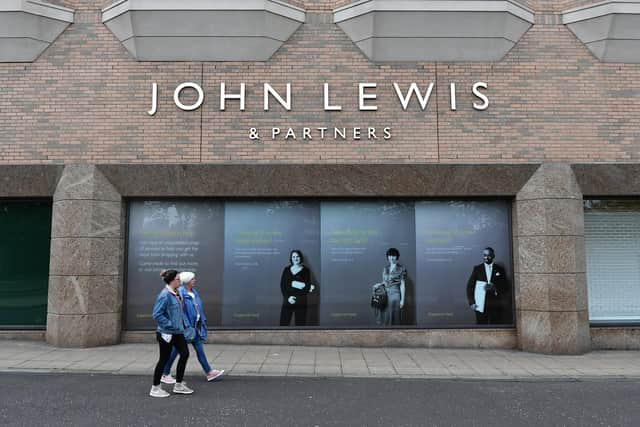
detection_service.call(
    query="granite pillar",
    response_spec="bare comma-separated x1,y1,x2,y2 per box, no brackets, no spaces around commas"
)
515,163,590,354
46,164,124,348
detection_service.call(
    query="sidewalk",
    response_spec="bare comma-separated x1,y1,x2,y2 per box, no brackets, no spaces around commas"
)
1,341,639,380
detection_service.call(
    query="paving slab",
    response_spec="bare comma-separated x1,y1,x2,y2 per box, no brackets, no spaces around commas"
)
2,341,640,380
286,364,315,376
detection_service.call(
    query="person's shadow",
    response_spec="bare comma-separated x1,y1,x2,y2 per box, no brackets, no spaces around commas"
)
401,275,416,326
306,268,320,326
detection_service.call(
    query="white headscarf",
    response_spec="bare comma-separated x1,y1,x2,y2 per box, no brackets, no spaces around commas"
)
179,271,195,285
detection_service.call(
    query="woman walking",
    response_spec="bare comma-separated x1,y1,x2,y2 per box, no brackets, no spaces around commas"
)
150,269,194,397
161,271,224,383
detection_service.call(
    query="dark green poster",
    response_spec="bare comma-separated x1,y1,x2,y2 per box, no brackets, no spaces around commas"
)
0,201,52,327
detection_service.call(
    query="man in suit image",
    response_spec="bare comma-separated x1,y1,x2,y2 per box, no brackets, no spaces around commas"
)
466,247,509,325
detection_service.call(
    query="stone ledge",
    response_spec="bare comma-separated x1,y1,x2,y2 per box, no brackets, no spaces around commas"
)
0,330,45,341
122,328,518,348
572,164,640,196
591,326,640,350
0,165,63,197
97,164,539,197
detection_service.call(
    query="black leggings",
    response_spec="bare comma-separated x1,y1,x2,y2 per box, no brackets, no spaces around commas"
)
280,303,307,326
153,332,189,385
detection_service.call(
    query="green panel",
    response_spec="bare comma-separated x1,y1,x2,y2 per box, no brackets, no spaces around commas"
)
0,201,52,327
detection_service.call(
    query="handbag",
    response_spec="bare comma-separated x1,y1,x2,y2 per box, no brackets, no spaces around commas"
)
183,325,196,343
371,284,387,310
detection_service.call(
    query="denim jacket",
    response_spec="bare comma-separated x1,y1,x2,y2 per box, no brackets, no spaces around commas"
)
152,287,185,334
179,287,208,340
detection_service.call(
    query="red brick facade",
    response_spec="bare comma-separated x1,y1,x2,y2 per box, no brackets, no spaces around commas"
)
1,0,638,164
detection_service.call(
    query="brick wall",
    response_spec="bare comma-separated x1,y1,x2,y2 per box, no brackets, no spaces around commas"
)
1,0,638,164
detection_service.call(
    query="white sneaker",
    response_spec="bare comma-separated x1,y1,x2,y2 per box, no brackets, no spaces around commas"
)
150,385,170,398
161,374,176,384
173,382,194,395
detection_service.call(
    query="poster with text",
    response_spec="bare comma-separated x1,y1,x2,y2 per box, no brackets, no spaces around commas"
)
414,201,513,327
222,201,321,327
126,201,224,329
320,202,416,327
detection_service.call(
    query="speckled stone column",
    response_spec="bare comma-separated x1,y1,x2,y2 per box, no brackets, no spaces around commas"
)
515,163,590,354
46,164,124,348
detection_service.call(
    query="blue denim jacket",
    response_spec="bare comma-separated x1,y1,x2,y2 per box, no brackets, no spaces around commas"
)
152,287,185,334
179,287,208,340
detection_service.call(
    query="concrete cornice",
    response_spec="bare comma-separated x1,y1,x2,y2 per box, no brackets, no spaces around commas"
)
563,0,640,24
334,0,535,24
562,1,640,62
332,0,534,61
101,0,305,61
102,0,305,23
0,0,74,62
1,0,74,22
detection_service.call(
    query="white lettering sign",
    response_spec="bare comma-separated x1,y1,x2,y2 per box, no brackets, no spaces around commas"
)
174,82,204,112
149,81,490,114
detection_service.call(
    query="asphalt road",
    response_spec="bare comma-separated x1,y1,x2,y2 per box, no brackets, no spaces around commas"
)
1,373,638,426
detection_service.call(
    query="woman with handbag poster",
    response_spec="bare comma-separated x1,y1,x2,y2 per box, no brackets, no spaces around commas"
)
150,269,192,397
161,271,225,384
376,248,407,326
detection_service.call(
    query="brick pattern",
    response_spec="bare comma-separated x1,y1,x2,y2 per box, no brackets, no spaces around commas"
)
525,1,604,12
1,0,639,164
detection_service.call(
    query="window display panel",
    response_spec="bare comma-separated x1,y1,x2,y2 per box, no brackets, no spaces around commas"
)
320,202,416,327
126,201,224,329
222,201,321,327
125,199,514,329
0,201,51,327
584,200,640,324
415,201,513,327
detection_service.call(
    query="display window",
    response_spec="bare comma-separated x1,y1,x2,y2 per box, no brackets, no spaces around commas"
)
585,200,640,324
125,199,513,329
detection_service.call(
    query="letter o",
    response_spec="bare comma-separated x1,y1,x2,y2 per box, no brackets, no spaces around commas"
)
174,82,204,111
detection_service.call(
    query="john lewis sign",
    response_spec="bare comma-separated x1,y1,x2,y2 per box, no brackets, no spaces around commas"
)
147,81,490,141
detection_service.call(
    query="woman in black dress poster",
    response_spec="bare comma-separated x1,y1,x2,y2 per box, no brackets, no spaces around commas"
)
280,250,315,326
